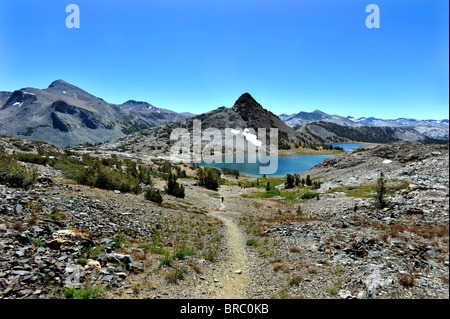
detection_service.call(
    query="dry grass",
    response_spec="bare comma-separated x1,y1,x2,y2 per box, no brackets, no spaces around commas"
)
132,251,147,261
273,263,293,273
398,274,415,287
289,247,302,253
371,221,449,240
27,213,39,226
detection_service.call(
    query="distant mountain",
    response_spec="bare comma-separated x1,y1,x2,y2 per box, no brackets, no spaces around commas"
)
281,110,449,140
0,92,12,109
119,100,159,112
118,100,186,126
346,116,449,140
0,80,185,147
178,93,312,150
181,112,196,118
100,93,324,155
231,93,303,145
280,110,358,128
298,121,447,145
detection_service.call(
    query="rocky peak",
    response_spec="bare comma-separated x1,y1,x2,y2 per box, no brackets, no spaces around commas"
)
232,93,260,115
48,79,76,90
0,91,13,108
119,100,158,111
46,79,92,98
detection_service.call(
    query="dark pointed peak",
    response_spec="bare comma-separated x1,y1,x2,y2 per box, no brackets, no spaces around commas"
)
232,93,262,113
234,92,258,105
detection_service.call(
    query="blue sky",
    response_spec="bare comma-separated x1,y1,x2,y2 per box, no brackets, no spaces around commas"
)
0,0,448,120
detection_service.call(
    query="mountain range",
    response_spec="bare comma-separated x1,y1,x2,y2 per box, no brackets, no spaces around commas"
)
280,110,449,140
298,121,446,145
99,92,323,156
0,80,187,147
0,80,447,149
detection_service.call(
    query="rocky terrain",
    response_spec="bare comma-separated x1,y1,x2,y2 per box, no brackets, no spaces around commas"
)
0,135,448,299
235,141,449,299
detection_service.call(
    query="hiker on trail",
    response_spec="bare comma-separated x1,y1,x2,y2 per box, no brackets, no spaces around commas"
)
221,196,224,203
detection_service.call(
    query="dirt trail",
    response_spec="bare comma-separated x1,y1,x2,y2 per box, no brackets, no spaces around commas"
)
206,199,251,299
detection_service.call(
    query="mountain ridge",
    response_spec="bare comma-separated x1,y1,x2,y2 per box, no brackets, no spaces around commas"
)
282,109,449,140
0,80,187,147
299,121,448,145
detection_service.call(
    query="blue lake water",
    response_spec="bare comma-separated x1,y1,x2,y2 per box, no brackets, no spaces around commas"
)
329,143,367,151
200,153,334,178
199,143,366,177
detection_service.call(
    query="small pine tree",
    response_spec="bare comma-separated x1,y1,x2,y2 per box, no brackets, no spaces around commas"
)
306,175,312,186
266,181,271,191
294,174,301,187
165,173,185,198
311,180,322,190
375,172,387,208
196,167,221,191
286,174,295,189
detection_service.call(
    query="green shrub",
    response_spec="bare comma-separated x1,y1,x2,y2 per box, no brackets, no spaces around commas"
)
14,153,48,165
201,249,217,261
113,233,125,248
246,239,258,246
221,167,239,178
62,284,107,299
55,158,141,194
33,238,43,247
0,154,36,188
145,189,163,204
305,175,312,186
12,142,32,152
299,192,320,200
289,277,301,286
77,257,88,266
138,165,154,185
311,180,322,190
165,268,185,283
285,174,295,189
160,255,172,267
173,247,196,260
160,161,173,174
374,172,387,208
48,208,66,221
165,173,185,198
197,167,221,191
254,189,281,198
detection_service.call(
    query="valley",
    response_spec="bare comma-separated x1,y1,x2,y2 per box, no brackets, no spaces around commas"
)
0,83,448,300
0,135,448,299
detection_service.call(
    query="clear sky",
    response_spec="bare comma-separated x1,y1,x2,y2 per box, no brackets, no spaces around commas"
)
0,0,448,120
